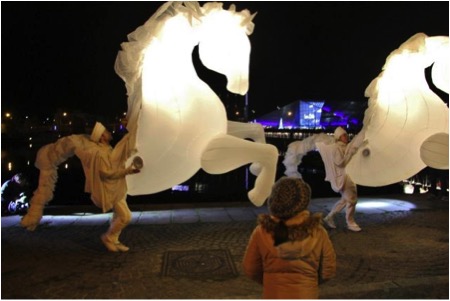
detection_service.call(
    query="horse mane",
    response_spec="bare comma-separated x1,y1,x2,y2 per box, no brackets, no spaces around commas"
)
114,1,256,142
200,2,256,35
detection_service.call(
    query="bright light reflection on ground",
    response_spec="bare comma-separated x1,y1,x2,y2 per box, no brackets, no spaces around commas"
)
357,198,416,211
357,201,392,208
0,196,425,229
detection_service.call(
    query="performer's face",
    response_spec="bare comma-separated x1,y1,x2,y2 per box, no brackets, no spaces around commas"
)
101,130,113,144
339,134,349,144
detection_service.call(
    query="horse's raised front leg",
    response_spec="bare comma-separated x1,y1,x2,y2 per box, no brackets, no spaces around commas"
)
201,134,279,207
227,121,266,176
227,121,266,143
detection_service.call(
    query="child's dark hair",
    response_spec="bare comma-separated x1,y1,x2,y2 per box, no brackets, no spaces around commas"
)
273,220,289,246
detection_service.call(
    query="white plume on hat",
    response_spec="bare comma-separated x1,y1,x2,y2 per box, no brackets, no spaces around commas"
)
91,122,106,142
334,127,347,140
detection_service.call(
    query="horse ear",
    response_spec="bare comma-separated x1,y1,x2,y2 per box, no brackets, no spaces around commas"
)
241,12,257,34
241,12,257,25
249,12,257,22
183,2,203,26
184,1,202,18
229,4,236,12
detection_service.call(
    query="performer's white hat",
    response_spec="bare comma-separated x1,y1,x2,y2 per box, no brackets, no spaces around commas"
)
91,122,106,142
334,127,347,140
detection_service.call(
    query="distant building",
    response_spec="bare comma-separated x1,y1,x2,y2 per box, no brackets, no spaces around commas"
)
253,99,367,132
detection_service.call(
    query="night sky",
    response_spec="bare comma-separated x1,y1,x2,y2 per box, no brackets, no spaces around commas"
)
1,1,449,120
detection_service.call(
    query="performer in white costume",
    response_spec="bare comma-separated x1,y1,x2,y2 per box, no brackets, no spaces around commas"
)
318,127,361,232
21,121,141,252
87,122,140,252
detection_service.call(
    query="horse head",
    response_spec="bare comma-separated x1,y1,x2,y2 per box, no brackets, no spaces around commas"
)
197,3,256,95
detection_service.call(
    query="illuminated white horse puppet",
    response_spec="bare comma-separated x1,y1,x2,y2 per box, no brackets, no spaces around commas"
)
114,1,278,204
284,33,449,187
20,2,278,230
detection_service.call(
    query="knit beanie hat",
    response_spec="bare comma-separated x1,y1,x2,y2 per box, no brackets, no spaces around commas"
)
268,177,311,220
334,126,347,140
90,122,106,142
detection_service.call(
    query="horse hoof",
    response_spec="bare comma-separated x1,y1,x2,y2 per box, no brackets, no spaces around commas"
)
249,163,262,176
248,189,268,207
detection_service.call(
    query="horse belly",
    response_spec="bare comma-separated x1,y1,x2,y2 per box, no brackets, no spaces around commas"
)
126,94,227,195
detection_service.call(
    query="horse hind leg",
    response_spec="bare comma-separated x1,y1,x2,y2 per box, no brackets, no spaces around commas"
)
201,134,278,206
227,121,267,176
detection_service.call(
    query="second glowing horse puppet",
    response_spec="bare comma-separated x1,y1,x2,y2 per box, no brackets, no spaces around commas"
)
283,33,449,186
115,2,278,206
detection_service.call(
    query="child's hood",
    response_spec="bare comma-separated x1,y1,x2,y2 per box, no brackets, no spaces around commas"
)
258,210,324,259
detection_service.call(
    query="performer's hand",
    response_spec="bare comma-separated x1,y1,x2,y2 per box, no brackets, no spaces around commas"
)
126,166,140,175
130,168,140,174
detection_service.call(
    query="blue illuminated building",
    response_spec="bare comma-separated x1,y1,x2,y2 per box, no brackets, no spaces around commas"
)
254,99,366,132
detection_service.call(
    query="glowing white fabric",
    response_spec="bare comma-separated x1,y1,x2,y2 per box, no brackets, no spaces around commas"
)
284,33,448,187
115,2,277,206
346,33,449,186
427,36,449,94
283,133,334,178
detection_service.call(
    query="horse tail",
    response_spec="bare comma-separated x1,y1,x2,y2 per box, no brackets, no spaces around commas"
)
283,133,334,178
20,135,87,231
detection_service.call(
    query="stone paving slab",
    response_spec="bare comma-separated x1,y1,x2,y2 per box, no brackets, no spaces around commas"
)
321,275,449,299
1,193,448,299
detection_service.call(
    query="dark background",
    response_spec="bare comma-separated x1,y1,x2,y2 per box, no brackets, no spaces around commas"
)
2,1,449,119
1,1,448,204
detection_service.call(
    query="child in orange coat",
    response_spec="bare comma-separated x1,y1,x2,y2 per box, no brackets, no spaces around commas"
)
243,177,336,299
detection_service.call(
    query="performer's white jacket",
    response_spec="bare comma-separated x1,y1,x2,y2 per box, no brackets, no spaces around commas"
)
317,141,354,193
78,134,132,212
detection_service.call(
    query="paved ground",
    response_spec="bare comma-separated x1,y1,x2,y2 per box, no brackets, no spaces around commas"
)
1,193,448,299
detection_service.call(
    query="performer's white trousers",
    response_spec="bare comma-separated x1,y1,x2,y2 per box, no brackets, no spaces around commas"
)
329,176,358,225
105,198,132,243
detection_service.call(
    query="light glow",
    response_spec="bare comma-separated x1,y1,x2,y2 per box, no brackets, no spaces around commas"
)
114,2,277,206
356,198,416,211
403,183,415,194
357,201,391,208
346,33,449,187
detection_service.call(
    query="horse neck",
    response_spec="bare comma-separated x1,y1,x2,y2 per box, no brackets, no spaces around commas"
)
144,19,200,84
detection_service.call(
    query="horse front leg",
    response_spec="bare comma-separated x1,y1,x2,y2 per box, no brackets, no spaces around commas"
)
227,121,266,143
201,134,279,207
227,121,266,175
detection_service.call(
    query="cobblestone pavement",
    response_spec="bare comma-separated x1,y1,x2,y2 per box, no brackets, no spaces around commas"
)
1,194,448,299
